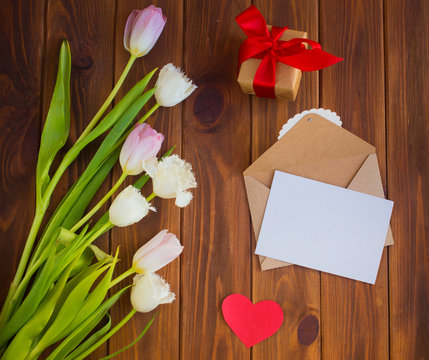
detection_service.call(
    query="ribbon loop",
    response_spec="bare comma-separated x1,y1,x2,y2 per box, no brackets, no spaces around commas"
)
236,5,343,98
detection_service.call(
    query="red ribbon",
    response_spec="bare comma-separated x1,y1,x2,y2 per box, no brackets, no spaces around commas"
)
236,5,343,98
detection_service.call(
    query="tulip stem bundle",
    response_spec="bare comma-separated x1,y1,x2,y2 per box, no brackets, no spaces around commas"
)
3,53,139,315
1,6,198,359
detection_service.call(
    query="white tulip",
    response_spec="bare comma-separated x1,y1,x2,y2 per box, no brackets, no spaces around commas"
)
144,155,197,208
131,273,175,313
155,63,197,107
109,185,155,227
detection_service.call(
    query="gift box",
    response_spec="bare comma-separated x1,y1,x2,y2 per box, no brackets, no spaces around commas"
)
235,6,342,101
237,27,308,101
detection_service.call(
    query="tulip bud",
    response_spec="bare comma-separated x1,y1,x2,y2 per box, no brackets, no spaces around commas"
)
109,185,155,227
120,123,164,176
133,230,183,273
131,273,175,313
144,155,197,208
124,6,167,57
155,63,197,107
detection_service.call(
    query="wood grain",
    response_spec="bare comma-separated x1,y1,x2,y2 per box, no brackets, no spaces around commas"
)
251,1,321,359
181,0,251,358
319,0,389,359
1,0,429,358
110,1,182,359
0,0,45,304
42,0,116,357
385,0,429,359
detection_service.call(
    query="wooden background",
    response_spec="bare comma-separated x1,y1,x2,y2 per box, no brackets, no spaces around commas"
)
1,0,428,359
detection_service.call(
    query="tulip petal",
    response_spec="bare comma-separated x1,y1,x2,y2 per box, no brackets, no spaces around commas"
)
124,9,140,51
109,186,154,227
131,273,175,313
133,231,183,274
175,191,193,208
132,229,168,266
129,6,166,57
142,157,159,178
155,64,197,107
119,123,164,176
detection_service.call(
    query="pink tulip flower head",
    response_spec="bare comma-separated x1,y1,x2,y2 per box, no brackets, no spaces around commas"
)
120,123,164,176
124,6,167,57
133,230,184,273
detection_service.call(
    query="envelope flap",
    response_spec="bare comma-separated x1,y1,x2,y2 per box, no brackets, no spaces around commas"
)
243,114,376,187
347,154,385,196
347,153,394,245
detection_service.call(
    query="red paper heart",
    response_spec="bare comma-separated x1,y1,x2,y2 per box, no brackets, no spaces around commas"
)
222,293,284,348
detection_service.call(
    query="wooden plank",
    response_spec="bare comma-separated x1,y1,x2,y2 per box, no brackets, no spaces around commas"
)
251,1,321,360
385,0,429,358
319,0,389,359
43,0,116,358
0,0,45,305
181,1,251,358
110,1,182,359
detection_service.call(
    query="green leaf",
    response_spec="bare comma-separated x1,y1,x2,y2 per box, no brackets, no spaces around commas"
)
36,40,71,204
0,227,89,346
89,244,113,262
57,227,78,246
47,286,131,360
49,226,91,284
68,247,94,279
46,315,111,360
0,239,58,346
1,257,75,360
51,249,119,344
67,309,137,360
51,259,110,320
54,228,94,278
29,263,113,356
98,315,156,360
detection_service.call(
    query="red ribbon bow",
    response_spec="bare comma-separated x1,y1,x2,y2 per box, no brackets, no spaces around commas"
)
236,5,343,98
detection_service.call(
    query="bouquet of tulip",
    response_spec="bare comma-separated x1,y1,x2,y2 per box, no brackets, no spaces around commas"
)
0,5,197,360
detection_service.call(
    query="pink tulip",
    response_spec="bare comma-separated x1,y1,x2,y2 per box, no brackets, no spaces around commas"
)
120,123,164,175
124,6,167,57
133,230,183,273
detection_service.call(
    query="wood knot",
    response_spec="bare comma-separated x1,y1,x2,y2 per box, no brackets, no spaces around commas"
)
193,86,224,129
297,314,319,345
73,55,93,70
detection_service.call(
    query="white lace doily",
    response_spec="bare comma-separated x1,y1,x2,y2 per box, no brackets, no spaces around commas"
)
278,108,342,139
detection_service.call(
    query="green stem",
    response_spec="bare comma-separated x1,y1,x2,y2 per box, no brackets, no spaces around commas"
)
72,309,137,360
77,54,137,143
70,172,127,233
146,193,156,202
138,103,160,124
109,267,135,288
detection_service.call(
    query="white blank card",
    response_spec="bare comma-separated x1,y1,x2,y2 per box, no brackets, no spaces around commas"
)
255,171,393,284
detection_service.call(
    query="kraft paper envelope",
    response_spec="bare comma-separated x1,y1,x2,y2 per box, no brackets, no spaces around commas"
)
243,113,394,271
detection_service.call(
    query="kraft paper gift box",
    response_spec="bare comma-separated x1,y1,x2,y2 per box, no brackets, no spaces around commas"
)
237,28,308,101
243,113,394,271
